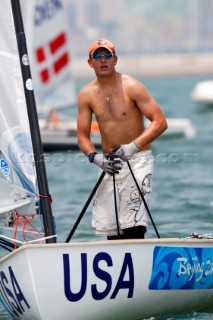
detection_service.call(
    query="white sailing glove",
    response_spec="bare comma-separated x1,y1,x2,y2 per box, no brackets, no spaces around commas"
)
94,154,121,175
113,141,139,162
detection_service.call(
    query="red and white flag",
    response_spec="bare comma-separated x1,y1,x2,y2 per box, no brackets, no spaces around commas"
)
21,0,76,111
35,31,69,84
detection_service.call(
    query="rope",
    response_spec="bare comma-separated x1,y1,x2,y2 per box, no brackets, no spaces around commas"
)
37,193,58,207
183,233,213,240
38,193,53,203
12,214,48,248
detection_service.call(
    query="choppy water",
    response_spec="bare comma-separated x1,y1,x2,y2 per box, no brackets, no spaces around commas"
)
1,75,213,319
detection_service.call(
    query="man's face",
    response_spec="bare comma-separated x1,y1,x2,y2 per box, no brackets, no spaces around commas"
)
88,48,117,76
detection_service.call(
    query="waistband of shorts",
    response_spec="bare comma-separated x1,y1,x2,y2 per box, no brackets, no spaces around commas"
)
103,150,152,159
133,150,152,158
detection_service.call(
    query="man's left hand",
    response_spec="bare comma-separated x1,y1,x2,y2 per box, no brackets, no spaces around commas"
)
112,141,139,161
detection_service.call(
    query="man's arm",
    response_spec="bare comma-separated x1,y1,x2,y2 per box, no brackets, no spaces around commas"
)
130,78,167,148
77,88,96,155
113,77,167,161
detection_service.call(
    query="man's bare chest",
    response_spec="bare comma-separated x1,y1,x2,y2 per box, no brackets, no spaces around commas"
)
96,101,129,122
92,92,136,123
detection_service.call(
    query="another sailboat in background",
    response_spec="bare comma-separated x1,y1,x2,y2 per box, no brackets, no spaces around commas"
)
39,117,196,151
191,80,213,106
20,0,80,150
19,0,104,151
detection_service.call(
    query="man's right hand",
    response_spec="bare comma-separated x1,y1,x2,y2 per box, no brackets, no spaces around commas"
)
94,154,121,175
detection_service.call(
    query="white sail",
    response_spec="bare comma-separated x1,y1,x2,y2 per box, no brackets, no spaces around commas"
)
20,0,76,113
0,2,37,216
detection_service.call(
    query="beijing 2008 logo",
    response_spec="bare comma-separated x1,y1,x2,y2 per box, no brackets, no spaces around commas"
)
0,159,10,176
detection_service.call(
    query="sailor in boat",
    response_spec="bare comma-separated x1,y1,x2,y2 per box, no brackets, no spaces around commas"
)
77,38,167,240
45,108,60,129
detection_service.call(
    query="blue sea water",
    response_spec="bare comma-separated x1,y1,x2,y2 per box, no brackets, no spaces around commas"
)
0,75,213,319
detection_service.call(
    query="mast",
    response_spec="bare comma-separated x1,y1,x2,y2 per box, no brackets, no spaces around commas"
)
10,0,56,243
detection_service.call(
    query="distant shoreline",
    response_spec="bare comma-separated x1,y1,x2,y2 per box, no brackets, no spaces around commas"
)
72,52,213,81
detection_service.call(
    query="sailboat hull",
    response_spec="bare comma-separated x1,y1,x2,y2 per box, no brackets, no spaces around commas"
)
191,80,213,105
1,238,213,320
39,118,196,151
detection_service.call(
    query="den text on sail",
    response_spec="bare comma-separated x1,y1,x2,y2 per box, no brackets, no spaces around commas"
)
35,0,63,26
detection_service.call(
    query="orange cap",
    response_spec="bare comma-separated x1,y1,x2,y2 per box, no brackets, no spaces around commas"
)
89,38,115,57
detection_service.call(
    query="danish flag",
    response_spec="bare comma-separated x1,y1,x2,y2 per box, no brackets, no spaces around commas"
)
35,31,69,84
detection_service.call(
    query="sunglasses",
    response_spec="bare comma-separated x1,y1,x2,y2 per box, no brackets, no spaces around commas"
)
91,53,114,60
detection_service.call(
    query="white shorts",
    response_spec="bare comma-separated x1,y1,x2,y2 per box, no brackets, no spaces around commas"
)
92,150,154,236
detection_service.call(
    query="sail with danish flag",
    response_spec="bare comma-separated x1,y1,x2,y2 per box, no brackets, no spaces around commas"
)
20,0,76,113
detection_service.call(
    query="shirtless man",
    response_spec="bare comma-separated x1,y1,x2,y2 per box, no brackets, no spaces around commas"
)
77,38,167,240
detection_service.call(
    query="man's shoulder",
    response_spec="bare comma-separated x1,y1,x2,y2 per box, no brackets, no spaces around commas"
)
79,79,96,95
78,80,97,108
121,73,144,89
